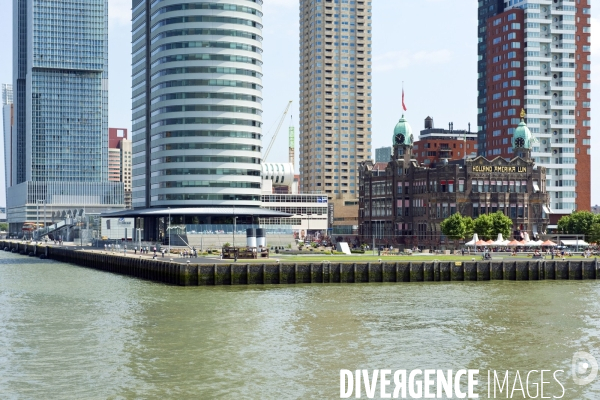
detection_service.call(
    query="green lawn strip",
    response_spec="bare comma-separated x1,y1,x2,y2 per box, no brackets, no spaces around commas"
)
217,254,586,263
200,253,593,264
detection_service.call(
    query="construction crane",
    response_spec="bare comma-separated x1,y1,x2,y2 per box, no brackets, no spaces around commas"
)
288,115,295,166
263,100,292,161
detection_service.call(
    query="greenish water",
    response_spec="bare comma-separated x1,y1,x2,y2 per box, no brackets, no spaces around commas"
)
1,251,600,399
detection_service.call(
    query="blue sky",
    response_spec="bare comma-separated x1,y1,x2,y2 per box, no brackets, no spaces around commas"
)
0,0,598,205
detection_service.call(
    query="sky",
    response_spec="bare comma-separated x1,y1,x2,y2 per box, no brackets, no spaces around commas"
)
0,0,598,205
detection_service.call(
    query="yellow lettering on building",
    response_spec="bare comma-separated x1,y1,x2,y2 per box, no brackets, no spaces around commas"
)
471,165,526,173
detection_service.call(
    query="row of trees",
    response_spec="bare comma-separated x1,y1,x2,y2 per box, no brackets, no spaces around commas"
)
440,211,513,241
441,210,600,244
557,211,600,244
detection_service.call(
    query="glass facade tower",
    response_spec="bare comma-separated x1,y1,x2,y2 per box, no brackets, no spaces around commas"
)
9,0,123,232
131,0,264,209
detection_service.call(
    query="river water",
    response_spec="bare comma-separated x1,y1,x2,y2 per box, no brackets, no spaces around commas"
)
1,251,600,399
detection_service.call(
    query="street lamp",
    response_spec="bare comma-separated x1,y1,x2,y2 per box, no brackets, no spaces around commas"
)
36,199,44,241
168,207,171,255
307,212,312,243
233,215,237,248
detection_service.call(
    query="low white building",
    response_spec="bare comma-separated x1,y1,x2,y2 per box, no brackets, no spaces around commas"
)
261,163,328,242
100,217,134,240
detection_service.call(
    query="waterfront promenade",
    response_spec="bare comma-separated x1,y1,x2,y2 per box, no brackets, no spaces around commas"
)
2,240,599,287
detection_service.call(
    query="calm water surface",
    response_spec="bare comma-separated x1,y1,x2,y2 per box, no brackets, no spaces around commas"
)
1,251,600,399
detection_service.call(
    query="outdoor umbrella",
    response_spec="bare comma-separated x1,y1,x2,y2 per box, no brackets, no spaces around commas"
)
465,234,479,246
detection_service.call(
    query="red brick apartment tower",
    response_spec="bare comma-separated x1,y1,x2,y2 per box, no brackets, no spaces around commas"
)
484,1,591,214
485,9,526,159
574,1,591,211
108,128,128,182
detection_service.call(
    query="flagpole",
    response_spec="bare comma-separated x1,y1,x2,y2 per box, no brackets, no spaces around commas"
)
401,81,407,113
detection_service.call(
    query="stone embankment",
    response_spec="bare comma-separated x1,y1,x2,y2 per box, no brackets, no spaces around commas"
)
2,240,598,286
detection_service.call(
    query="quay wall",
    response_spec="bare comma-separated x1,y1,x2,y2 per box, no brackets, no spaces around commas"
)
2,241,599,287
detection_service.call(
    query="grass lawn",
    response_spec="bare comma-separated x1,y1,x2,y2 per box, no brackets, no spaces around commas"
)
271,254,499,263
219,253,596,263
220,253,575,263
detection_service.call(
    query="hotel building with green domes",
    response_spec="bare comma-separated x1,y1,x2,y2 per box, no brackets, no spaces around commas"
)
358,113,550,250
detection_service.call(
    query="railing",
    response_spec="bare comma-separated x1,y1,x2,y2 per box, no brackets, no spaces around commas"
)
36,218,75,238
182,224,294,235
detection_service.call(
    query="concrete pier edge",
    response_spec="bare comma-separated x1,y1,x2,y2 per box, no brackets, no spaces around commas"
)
2,241,599,286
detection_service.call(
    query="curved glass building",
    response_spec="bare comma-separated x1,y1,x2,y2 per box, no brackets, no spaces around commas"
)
132,0,264,209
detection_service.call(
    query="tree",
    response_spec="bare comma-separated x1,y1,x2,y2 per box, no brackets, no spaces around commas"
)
557,211,598,241
473,214,494,240
440,213,466,240
588,223,600,244
490,211,512,240
0,222,7,232
464,216,475,241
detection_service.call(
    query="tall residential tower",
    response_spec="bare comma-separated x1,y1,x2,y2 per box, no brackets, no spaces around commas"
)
478,0,591,214
9,0,123,233
131,0,264,210
299,0,373,234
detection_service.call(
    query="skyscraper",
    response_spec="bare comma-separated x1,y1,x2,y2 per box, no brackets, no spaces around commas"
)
478,0,591,213
1,84,12,220
299,0,372,234
131,0,263,209
9,0,123,233
477,0,505,155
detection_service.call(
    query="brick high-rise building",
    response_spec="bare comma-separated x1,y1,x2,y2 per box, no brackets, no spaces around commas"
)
299,0,373,235
109,128,132,209
478,0,591,214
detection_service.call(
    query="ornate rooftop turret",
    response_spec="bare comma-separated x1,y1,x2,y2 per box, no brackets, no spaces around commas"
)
512,109,536,150
393,115,414,147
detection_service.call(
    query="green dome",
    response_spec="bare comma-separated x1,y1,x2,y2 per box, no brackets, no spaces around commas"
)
393,115,414,146
512,110,536,150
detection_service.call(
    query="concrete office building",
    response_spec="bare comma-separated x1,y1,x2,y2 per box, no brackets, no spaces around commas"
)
109,128,132,209
298,0,373,234
131,0,264,209
374,146,392,163
9,0,123,234
477,0,591,214
261,164,328,242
